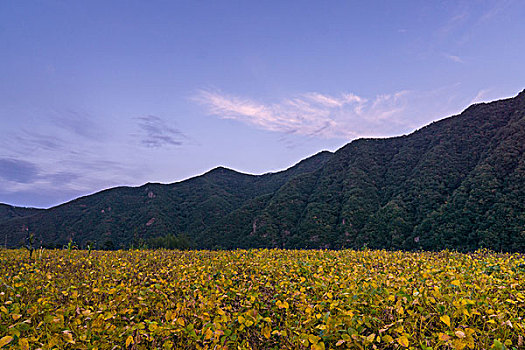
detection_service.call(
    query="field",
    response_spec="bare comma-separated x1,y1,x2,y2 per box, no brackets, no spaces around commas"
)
0,249,524,350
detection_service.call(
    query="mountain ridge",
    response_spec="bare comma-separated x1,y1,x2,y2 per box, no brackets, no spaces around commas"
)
1,91,524,251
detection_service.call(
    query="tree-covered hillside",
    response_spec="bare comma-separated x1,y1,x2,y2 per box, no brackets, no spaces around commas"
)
1,91,524,251
202,90,524,251
0,204,42,221
0,150,333,249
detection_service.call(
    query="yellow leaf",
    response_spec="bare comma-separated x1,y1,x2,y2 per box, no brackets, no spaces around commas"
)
262,326,271,339
82,309,92,316
204,328,214,340
451,280,461,287
10,328,20,338
366,333,376,343
126,336,134,347
308,334,320,344
438,333,451,341
394,326,404,333
397,335,409,347
48,336,60,348
276,300,289,309
440,315,451,327
383,335,394,343
452,339,467,350
62,331,75,344
464,328,475,336
238,315,245,324
299,337,309,346
19,338,29,350
311,342,325,350
0,336,13,348
165,310,174,321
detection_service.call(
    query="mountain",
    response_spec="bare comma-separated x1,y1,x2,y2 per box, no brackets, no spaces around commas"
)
1,90,524,251
0,204,43,222
0,150,333,249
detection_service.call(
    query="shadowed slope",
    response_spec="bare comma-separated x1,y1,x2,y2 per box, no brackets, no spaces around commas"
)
1,91,524,251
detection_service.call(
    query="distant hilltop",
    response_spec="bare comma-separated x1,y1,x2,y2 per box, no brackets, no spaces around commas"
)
1,90,524,252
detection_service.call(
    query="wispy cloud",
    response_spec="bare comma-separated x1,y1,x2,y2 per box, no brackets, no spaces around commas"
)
443,53,464,63
52,110,106,141
435,0,516,47
0,154,143,208
438,11,469,37
46,172,80,186
0,158,40,184
479,0,513,22
467,88,511,105
0,158,82,188
0,121,146,207
195,89,411,139
0,110,180,207
135,115,186,148
12,130,65,152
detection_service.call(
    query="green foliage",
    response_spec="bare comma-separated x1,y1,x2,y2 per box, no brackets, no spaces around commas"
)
0,249,523,349
85,241,93,257
0,204,42,221
24,232,35,259
148,233,191,250
0,91,524,252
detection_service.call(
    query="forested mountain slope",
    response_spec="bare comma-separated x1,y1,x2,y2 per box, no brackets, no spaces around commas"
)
0,204,43,222
0,151,333,248
1,91,524,251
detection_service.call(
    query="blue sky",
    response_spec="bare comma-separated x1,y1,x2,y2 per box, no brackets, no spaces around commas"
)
1,0,524,208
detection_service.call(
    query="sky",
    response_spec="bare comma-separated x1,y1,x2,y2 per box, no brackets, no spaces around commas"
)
0,0,524,208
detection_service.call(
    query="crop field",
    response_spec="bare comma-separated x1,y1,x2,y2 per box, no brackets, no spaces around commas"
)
0,249,524,350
